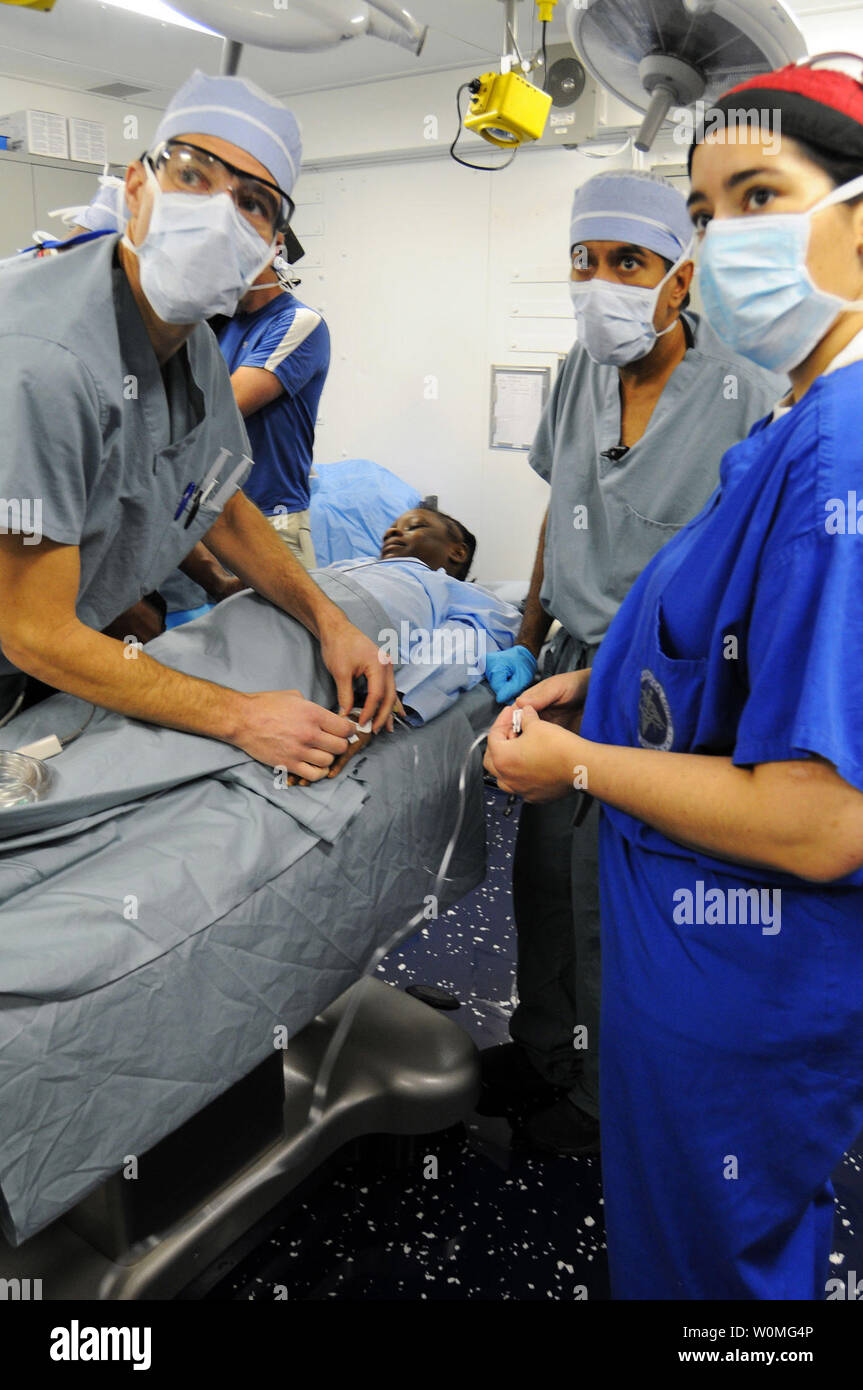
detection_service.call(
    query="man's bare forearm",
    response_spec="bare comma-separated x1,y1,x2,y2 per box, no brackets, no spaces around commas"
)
517,510,553,657
203,492,345,639
6,619,249,744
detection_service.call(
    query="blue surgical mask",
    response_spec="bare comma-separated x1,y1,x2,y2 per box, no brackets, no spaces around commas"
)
123,164,275,324
569,241,694,367
698,173,863,375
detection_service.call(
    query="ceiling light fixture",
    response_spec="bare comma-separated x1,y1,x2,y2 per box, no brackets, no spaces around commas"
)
92,0,216,35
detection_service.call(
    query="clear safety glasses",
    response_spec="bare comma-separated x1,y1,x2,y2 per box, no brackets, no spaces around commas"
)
149,141,295,238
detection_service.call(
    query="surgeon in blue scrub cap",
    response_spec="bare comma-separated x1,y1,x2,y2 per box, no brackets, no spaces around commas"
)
478,167,785,1160
0,71,396,778
124,69,303,324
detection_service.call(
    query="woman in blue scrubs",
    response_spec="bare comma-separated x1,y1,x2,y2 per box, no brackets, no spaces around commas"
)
485,58,863,1300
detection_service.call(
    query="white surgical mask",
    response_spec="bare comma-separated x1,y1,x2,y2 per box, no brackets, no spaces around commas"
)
698,173,863,375
569,242,693,366
123,164,276,324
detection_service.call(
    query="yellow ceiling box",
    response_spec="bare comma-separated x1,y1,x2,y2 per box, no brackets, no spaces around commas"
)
464,70,553,149
0,1,59,10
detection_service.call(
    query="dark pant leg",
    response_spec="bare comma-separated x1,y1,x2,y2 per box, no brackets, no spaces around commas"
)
565,794,601,1119
510,790,601,1112
509,633,603,1112
510,788,582,1088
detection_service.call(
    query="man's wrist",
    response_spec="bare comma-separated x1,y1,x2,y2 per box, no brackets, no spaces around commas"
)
213,687,256,745
314,602,353,646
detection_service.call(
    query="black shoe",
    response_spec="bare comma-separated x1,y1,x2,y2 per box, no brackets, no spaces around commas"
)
520,1097,601,1156
477,1042,563,1116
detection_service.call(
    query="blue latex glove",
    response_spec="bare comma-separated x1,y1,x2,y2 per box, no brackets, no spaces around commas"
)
484,645,538,702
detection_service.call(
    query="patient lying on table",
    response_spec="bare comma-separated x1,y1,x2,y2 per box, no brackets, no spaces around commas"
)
0,506,519,814
293,506,520,783
332,507,517,715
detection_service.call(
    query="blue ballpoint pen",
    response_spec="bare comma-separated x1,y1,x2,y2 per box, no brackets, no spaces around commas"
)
174,483,196,521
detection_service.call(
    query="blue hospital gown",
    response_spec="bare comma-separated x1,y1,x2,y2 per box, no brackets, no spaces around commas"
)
328,559,520,723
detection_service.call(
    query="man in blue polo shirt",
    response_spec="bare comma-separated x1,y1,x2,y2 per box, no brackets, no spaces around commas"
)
217,229,330,569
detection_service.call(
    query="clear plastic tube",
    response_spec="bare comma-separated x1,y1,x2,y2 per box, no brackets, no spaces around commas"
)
0,751,51,809
307,726,492,1124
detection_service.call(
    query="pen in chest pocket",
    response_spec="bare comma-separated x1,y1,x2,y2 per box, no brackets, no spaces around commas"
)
174,449,235,529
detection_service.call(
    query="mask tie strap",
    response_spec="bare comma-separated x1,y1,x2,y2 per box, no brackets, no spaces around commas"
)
811,171,863,214
809,176,863,313
655,234,696,337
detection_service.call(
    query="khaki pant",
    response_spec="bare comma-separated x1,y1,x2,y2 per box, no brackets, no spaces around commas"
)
269,509,317,571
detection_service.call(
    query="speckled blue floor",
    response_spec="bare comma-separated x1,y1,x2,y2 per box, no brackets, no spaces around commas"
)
203,786,863,1301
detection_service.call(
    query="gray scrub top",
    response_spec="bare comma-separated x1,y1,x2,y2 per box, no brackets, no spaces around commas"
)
530,312,785,650
0,233,252,677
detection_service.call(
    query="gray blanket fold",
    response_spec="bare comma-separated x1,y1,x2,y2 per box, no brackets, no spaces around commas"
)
0,579,494,1245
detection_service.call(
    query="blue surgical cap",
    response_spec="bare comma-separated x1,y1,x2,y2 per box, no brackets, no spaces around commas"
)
154,69,302,196
570,171,693,264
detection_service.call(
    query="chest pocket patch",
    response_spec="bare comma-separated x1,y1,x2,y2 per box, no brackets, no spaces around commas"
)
638,669,674,751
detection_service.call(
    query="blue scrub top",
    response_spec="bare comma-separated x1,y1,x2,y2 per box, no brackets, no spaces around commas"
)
217,292,330,514
583,357,863,855
581,356,863,1299
583,354,863,1000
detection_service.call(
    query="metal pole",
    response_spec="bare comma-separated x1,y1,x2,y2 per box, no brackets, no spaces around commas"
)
504,0,518,55
220,39,243,77
635,85,676,151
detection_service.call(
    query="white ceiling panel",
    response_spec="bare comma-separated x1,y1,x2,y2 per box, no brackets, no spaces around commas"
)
0,1,859,110
0,0,529,106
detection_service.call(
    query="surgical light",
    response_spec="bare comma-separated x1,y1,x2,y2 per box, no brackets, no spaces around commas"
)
89,0,215,33
166,1,427,54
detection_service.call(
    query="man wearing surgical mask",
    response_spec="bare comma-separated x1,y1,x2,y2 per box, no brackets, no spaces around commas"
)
157,226,330,618
0,71,395,776
480,170,784,1154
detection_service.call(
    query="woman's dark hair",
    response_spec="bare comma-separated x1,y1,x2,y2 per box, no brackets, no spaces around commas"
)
793,138,863,205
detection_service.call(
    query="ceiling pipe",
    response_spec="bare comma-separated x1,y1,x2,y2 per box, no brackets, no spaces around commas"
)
219,38,243,75
366,2,427,55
